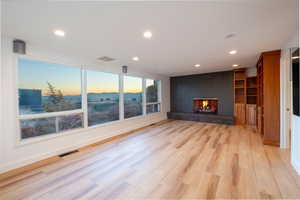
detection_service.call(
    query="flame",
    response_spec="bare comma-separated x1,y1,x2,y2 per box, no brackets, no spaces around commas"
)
203,100,208,107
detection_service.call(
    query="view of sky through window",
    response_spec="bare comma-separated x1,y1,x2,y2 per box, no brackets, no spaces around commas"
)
18,58,81,96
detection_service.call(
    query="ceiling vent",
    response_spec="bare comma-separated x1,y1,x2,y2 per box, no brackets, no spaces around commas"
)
97,56,116,62
225,33,236,39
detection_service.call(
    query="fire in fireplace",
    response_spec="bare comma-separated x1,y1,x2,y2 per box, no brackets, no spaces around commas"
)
193,98,218,114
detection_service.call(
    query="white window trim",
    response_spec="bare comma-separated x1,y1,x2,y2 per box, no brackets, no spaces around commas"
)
146,102,161,105
15,56,162,145
19,109,83,120
119,74,124,120
143,78,147,115
85,69,121,127
123,75,144,119
82,68,88,129
16,56,84,144
145,80,162,114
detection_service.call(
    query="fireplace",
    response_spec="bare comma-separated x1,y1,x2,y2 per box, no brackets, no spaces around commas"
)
193,98,218,114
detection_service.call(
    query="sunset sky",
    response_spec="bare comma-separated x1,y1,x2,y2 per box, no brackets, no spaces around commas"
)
18,58,143,95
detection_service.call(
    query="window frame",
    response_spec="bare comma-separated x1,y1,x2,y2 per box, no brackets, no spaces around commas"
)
123,75,144,119
15,55,162,144
145,79,162,114
16,55,85,142
85,69,121,127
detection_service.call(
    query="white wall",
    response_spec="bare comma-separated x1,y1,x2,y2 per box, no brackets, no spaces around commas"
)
0,36,170,173
246,67,257,77
281,29,300,175
292,115,300,175
281,46,292,149
0,0,5,174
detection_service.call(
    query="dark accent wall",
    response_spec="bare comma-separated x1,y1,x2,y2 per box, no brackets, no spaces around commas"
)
170,71,234,116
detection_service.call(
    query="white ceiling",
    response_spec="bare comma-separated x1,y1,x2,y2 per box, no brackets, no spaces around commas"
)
2,0,298,76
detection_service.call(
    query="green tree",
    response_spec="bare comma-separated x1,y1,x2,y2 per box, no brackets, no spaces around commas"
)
44,82,72,112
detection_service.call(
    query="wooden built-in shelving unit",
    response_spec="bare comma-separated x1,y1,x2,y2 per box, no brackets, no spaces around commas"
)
246,76,257,126
233,50,281,146
246,77,257,103
234,69,257,126
234,69,246,124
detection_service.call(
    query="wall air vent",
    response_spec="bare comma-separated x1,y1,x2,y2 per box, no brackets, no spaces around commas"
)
97,56,116,62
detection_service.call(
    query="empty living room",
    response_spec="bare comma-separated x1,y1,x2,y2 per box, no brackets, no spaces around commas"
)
1,0,300,199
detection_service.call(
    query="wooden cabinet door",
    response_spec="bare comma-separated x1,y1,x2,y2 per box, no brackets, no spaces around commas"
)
262,53,280,146
234,103,245,124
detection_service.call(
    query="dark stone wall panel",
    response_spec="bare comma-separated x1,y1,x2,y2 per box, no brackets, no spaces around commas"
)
170,71,234,116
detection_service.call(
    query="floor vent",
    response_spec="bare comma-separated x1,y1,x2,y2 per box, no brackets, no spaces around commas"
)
59,150,79,157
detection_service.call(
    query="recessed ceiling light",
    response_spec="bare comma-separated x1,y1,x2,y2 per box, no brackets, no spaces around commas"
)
232,64,239,67
229,50,237,55
54,30,65,37
132,56,139,61
194,64,201,68
143,31,152,39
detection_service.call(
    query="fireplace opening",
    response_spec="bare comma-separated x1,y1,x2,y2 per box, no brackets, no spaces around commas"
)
193,98,218,114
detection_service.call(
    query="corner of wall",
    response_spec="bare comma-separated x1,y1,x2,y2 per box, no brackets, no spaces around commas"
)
292,157,300,176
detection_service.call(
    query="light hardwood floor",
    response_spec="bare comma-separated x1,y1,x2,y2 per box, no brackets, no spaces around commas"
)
1,120,300,200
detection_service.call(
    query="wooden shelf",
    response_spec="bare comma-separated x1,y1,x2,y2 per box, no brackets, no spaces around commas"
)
234,69,246,80
234,69,246,124
234,69,258,126
246,77,257,105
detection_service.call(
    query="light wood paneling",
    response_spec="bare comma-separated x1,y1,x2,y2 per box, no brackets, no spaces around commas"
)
0,157,61,182
0,120,299,200
263,52,281,145
257,50,281,146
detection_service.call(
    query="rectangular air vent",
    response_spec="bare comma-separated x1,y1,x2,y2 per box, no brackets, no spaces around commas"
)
58,150,79,157
97,56,116,62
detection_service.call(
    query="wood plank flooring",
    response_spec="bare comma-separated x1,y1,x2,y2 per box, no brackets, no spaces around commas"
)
1,120,300,200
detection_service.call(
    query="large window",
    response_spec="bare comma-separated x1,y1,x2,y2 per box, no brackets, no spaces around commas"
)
124,76,143,119
18,58,83,139
17,58,161,140
146,79,161,114
87,70,119,126
18,59,82,114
